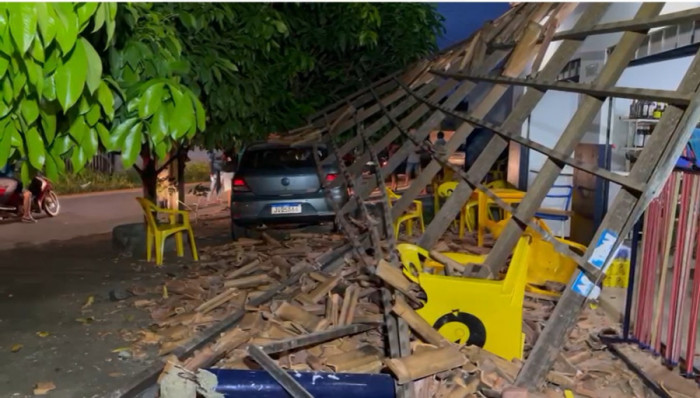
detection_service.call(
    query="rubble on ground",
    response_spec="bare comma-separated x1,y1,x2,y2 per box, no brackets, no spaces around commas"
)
118,231,657,397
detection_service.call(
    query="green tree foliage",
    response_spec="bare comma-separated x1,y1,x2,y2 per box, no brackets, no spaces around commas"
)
0,3,118,182
154,3,443,148
0,2,441,196
0,3,205,197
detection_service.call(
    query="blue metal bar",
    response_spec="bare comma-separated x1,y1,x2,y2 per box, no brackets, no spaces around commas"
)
207,369,396,398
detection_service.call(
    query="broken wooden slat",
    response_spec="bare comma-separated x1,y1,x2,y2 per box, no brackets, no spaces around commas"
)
274,301,327,332
391,296,450,348
247,344,313,398
224,274,273,289
374,259,416,299
262,324,374,355
385,346,467,385
414,3,609,250
297,274,342,305
388,15,544,221
553,7,700,41
430,70,692,106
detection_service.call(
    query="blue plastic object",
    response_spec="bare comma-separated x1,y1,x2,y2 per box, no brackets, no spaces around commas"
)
676,127,700,170
535,184,573,221
207,368,396,398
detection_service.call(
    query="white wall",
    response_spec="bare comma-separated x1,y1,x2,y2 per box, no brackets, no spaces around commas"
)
522,90,577,235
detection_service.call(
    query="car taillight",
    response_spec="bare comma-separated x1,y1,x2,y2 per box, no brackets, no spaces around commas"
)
232,177,250,192
325,173,338,182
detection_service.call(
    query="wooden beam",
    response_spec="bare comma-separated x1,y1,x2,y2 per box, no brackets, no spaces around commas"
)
415,3,610,250
402,86,645,192
389,16,543,222
480,3,664,279
307,72,403,124
334,79,457,184
367,84,606,284
329,86,412,142
553,6,700,41
430,69,692,106
338,49,511,216
247,345,313,398
517,45,700,390
262,324,374,355
325,79,445,169
309,78,399,128
336,4,537,215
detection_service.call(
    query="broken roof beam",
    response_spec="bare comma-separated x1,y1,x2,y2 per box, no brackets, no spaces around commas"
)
429,70,693,106
553,6,700,41
368,80,606,284
324,78,448,168
415,3,609,250
387,19,545,221
338,10,535,215
247,345,313,398
331,80,458,182
338,51,509,216
517,43,700,393
397,80,644,192
478,2,664,279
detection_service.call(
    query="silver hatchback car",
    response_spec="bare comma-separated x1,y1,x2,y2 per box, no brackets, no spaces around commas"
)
230,142,348,239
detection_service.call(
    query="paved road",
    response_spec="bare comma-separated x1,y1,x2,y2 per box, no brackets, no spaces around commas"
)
0,189,146,251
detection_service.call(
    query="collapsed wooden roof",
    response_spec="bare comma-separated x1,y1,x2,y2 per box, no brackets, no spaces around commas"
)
276,2,700,392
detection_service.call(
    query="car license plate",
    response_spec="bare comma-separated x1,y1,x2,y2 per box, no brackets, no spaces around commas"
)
271,203,302,214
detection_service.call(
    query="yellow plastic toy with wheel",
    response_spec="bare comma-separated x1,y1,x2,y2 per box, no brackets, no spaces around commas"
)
397,238,531,360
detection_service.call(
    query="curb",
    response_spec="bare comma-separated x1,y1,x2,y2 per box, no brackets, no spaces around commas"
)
60,181,209,199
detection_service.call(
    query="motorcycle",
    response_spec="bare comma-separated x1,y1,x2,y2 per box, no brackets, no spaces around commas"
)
0,175,60,219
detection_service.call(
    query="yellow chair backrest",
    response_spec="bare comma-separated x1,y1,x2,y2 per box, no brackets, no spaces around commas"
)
437,181,458,199
385,188,401,202
136,197,160,228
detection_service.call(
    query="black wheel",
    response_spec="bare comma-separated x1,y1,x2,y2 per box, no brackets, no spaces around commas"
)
231,222,247,240
433,311,487,347
42,191,60,217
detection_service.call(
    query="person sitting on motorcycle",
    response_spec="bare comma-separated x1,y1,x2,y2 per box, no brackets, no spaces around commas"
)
0,163,38,223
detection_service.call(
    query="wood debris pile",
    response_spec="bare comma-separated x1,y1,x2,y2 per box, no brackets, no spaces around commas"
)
119,230,658,397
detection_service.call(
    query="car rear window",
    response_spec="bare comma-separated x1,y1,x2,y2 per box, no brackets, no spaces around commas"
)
240,147,328,170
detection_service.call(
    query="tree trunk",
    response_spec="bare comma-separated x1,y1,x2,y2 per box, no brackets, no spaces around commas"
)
139,152,158,202
177,148,187,211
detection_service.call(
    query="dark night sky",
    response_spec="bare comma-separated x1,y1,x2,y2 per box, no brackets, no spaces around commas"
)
435,2,510,49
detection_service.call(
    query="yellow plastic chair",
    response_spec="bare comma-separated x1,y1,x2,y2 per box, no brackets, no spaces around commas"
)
476,188,526,245
525,234,584,296
136,198,199,266
459,181,512,238
436,181,463,231
397,238,532,360
397,243,486,276
386,188,425,238
480,215,582,296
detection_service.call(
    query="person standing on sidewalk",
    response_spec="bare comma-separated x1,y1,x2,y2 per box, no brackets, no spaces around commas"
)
220,147,238,209
207,150,222,203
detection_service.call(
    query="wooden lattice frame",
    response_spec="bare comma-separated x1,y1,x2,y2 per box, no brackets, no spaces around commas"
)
288,2,700,393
